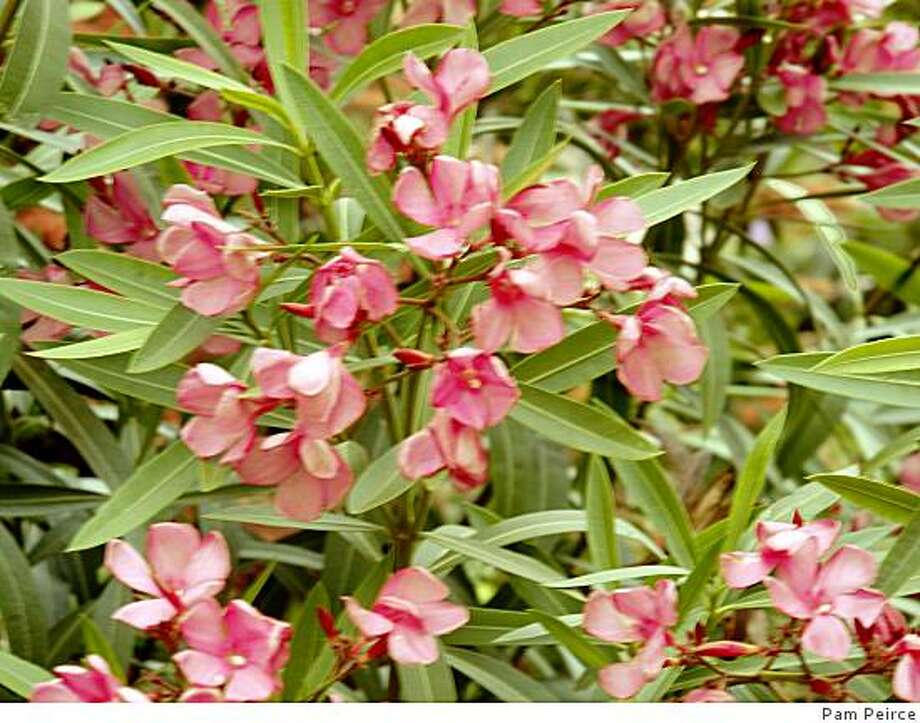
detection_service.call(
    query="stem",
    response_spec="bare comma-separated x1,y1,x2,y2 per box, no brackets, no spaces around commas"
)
0,0,23,50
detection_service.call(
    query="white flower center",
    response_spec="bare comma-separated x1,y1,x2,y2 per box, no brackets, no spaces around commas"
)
228,654,248,668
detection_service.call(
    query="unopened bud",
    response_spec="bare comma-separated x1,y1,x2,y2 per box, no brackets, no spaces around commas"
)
280,302,314,318
316,607,339,640
694,641,761,659
393,348,435,369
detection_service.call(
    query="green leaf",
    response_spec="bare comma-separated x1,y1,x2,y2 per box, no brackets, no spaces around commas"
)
722,408,787,551
526,609,610,669
331,24,466,103
585,456,618,574
280,64,404,240
49,93,301,188
0,278,165,331
0,524,47,662
0,0,71,119
422,529,565,584
483,11,628,95
346,445,413,514
814,337,920,375
0,650,52,699
105,42,252,94
876,511,920,597
764,178,856,292
53,353,185,408
598,172,670,200
509,383,660,460
12,355,132,486
699,314,731,433
56,250,180,308
151,0,247,81
511,283,738,391
30,328,153,360
68,441,201,550
80,615,125,680
205,505,384,534
843,240,920,305
611,458,697,567
0,485,105,517
398,653,458,702
637,165,753,227
283,582,329,701
129,304,220,373
43,122,295,183
860,177,920,210
444,647,559,702
809,473,919,524
545,565,689,588
500,80,560,182
832,73,920,95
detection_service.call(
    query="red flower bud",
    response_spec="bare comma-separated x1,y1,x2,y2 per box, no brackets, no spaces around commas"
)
317,606,339,640
694,641,761,658
366,636,388,660
280,302,315,318
393,348,436,369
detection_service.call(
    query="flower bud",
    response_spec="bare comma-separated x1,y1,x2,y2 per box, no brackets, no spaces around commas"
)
393,348,436,369
694,641,761,658
280,302,315,318
317,606,339,640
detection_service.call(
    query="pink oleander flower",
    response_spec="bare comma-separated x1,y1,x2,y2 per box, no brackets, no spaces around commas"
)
651,25,744,105
69,48,126,97
583,580,677,699
403,0,476,25
310,0,388,55
608,298,707,402
598,1,666,47
497,166,647,305
178,363,268,462
430,347,519,430
31,655,148,703
721,515,841,588
84,172,159,260
251,346,367,439
177,1,267,79
593,109,643,160
471,249,564,353
17,266,73,344
394,156,500,260
174,599,291,702
892,634,920,702
499,0,543,15
344,567,469,665
157,184,265,316
684,688,736,703
104,523,231,631
284,246,398,343
764,541,886,661
841,149,920,222
773,65,827,135
900,452,920,493
398,410,488,490
234,433,353,521
367,50,490,172
841,22,920,76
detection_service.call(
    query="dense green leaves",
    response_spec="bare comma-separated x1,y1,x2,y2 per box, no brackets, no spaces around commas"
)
0,524,47,662
444,648,560,702
128,304,220,373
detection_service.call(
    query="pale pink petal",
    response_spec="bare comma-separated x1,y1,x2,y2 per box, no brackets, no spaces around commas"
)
405,228,463,260
394,166,443,226
720,552,772,588
802,615,852,661
224,665,277,702
434,49,490,116
894,653,920,702
344,597,394,637
832,589,886,627
251,348,299,399
472,300,512,352
816,545,878,599
180,531,231,605
111,598,178,630
173,650,231,688
181,599,230,656
30,680,83,702
398,428,446,479
764,576,814,619
104,540,159,596
387,626,439,665
146,522,200,587
380,567,449,603
597,660,648,699
583,590,638,643
418,601,469,635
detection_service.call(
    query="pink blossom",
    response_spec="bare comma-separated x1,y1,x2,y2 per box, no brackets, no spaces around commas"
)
104,523,231,631
841,22,920,75
764,541,886,661
608,300,707,402
17,266,74,344
178,363,266,462
841,150,920,222
651,25,744,105
157,184,265,316
250,346,367,439
892,634,920,702
177,2,267,79
31,655,148,703
181,95,258,196
174,599,291,702
179,688,224,702
394,156,500,260
900,452,920,493
471,250,564,353
498,166,647,304
285,246,398,343
69,48,126,97
344,567,469,665
235,433,353,521
583,580,677,699
84,172,159,260
430,347,519,430
598,1,666,48
403,0,476,25
398,411,488,490
310,0,388,55
367,50,490,172
773,65,827,135
683,688,736,702
499,0,543,16
721,516,841,588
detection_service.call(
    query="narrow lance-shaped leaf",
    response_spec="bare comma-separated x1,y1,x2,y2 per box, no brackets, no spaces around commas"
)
585,456,618,575
128,304,220,373
501,80,560,181
0,524,47,662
